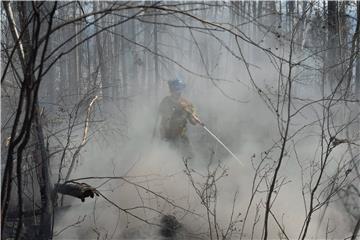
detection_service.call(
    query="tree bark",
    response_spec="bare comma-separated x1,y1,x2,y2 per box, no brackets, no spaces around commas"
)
33,103,53,239
154,13,159,99
94,1,111,109
327,1,338,89
113,17,121,100
355,2,360,97
120,16,128,107
68,4,80,104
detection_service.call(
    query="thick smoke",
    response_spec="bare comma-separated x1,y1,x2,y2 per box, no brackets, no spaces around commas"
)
51,4,357,240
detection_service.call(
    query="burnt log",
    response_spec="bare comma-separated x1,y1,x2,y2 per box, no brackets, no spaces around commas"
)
54,182,99,202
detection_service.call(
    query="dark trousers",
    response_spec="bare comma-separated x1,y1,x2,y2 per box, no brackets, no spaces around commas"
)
165,135,193,159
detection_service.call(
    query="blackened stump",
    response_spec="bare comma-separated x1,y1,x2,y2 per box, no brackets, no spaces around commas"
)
160,215,181,239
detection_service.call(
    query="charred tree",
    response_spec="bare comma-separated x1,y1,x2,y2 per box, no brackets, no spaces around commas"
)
1,2,57,239
355,2,360,97
120,16,128,105
154,12,160,99
327,1,338,89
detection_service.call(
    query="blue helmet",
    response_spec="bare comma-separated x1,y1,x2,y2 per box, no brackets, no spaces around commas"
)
168,78,185,92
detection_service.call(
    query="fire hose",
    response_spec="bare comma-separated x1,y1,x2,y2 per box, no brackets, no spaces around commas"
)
191,114,244,166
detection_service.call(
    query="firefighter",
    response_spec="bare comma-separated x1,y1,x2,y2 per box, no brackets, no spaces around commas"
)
158,78,202,159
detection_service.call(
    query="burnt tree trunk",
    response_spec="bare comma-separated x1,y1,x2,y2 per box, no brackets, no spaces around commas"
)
154,13,160,99
33,103,53,239
1,2,57,239
120,16,128,106
355,2,360,97
327,1,338,89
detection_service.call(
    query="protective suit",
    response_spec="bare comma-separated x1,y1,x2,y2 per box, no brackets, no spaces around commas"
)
158,79,200,159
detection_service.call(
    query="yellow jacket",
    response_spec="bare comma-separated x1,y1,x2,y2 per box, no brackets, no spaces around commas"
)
159,96,198,140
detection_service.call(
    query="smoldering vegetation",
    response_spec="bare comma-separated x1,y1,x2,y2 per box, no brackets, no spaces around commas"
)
1,1,360,240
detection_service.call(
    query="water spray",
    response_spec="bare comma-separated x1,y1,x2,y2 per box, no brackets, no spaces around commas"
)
191,114,243,166
201,125,243,166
